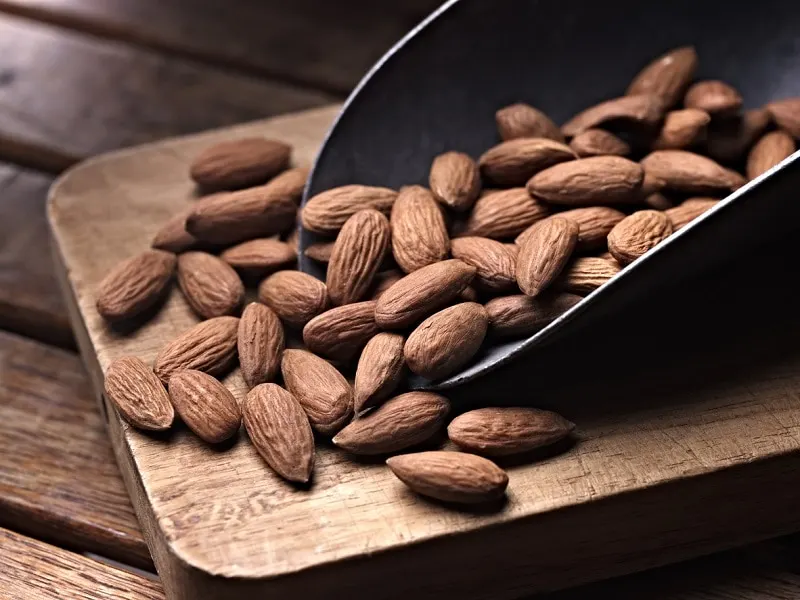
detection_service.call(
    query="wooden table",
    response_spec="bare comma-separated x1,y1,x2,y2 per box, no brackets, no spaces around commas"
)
1,2,799,598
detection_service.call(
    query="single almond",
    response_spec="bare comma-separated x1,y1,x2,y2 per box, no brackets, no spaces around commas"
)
258,271,329,328
746,131,796,180
369,269,404,301
640,150,745,194
461,188,550,239
154,317,238,385
607,210,673,265
238,302,284,389
527,206,625,251
386,451,508,504
562,94,664,137
168,370,241,443
177,252,244,319
303,301,379,361
189,137,290,191
334,392,450,455
527,156,644,205
429,151,481,211
353,332,406,413
404,302,488,381
96,250,176,322
766,97,800,138
684,80,743,118
486,292,582,338
304,241,335,263
516,217,579,297
665,198,719,230
152,209,203,253
104,356,174,431
479,138,576,186
264,167,308,204
626,46,698,108
244,383,314,483
281,349,353,435
301,185,397,234
706,108,772,163
220,238,296,275
448,407,575,456
652,108,711,150
375,259,476,329
569,129,630,157
450,237,517,292
495,103,564,142
327,209,391,304
390,186,450,274
644,193,674,210
556,257,622,294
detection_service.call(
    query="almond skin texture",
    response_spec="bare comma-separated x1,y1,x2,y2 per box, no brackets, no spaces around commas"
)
265,167,308,205
706,108,772,163
569,129,630,157
496,103,564,142
238,302,284,389
390,186,450,273
375,259,476,329
168,370,241,443
301,185,397,234
450,237,517,292
534,206,626,251
104,356,174,431
190,137,290,191
684,80,743,118
607,210,673,265
641,150,746,194
152,209,202,253
96,250,176,322
327,209,391,304
258,271,329,328
665,198,719,230
653,109,711,150
486,292,582,338
177,251,244,319
448,407,575,456
353,332,406,413
404,302,488,381
516,217,579,297
386,451,508,504
281,349,353,435
556,257,622,294
528,156,644,206
304,241,334,263
154,316,239,383
244,384,314,483
626,46,698,108
221,238,296,275
767,97,800,138
562,94,664,137
479,138,577,186
302,301,379,361
461,188,550,238
747,131,796,180
429,151,481,211
334,392,450,455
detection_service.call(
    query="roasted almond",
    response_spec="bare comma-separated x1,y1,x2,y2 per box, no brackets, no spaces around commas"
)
495,103,564,142
684,80,743,118
303,301,379,361
665,198,719,230
220,238,296,275
479,138,576,186
448,407,575,456
304,241,335,263
527,156,644,205
746,131,796,180
168,370,241,443
390,186,450,273
533,206,626,251
653,108,711,150
264,167,308,204
640,150,745,194
151,209,202,253
153,316,239,383
450,237,517,292
556,257,622,294
516,217,579,297
429,151,481,211
767,97,800,138
368,269,404,301
626,46,698,108
104,356,174,431
607,210,673,265
569,129,630,157
258,270,329,328
238,302,284,389
706,108,772,163
461,188,550,239
177,251,244,319
486,292,582,338
96,250,176,322
189,137,290,191
353,332,406,413
562,94,664,137
301,185,397,234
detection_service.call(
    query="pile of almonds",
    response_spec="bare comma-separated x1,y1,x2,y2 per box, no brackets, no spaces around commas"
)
98,45,798,505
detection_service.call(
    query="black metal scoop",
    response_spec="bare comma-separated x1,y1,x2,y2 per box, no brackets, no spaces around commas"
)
300,0,800,391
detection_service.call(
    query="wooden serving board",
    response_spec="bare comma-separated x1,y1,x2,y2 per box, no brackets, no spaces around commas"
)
48,104,800,600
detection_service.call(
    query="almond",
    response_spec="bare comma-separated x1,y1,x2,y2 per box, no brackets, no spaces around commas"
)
386,451,508,504
429,151,481,211
369,269,404,301
684,80,743,118
390,186,450,274
301,185,397,234
607,210,673,265
527,156,644,205
486,292,582,338
258,271,329,328
556,257,622,294
652,109,711,150
665,198,719,230
238,302,284,389
640,150,745,193
448,407,575,456
479,138,576,186
189,137,290,191
746,131,796,180
154,316,239,383
334,392,449,455
304,241,334,263
569,129,630,157
644,192,674,210
561,94,664,137
264,167,308,204
626,46,698,108
404,302,488,380
496,103,564,142
281,349,353,435
327,209,391,304
96,250,176,322
530,206,625,251
375,259,476,329
640,171,667,196
767,97,800,138
516,217,579,297
177,252,244,319
706,108,772,163
461,188,549,238
353,332,406,413
450,237,517,292
243,383,314,483
168,370,241,443
220,238,296,275
151,209,202,253
302,301,379,361
104,356,174,431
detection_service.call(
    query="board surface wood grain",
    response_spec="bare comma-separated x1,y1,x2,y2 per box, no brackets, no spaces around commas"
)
49,104,800,600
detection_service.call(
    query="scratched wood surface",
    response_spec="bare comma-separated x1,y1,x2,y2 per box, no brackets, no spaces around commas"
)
48,104,800,600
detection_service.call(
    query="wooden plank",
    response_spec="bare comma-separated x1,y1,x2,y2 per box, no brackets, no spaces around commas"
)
0,527,163,599
48,105,800,600
0,329,151,569
0,0,441,94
